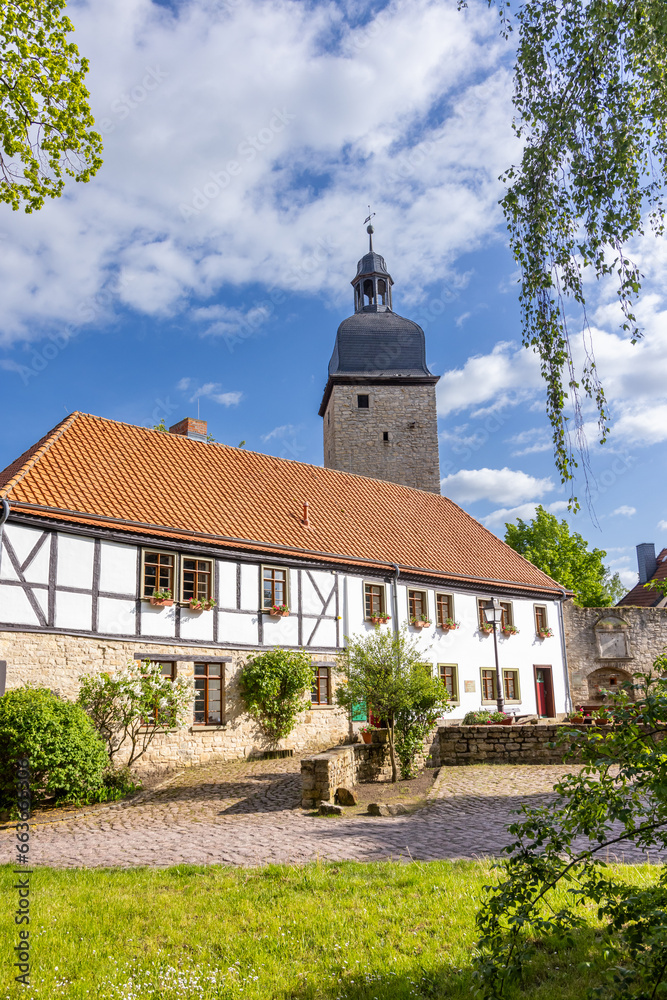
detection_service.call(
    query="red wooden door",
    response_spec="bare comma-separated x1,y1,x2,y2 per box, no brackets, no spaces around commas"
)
535,669,548,716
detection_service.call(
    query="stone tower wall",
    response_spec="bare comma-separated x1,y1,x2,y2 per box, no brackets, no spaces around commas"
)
323,382,441,493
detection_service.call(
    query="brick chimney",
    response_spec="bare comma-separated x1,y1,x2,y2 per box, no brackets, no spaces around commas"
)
169,417,207,442
637,542,657,584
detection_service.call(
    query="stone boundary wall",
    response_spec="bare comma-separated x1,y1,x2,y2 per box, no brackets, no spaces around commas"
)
438,724,585,765
301,727,439,808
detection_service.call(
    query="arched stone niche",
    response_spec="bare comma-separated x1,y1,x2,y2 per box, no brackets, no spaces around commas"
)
586,664,634,703
594,615,632,660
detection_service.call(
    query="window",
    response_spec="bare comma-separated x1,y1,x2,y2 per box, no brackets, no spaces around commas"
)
436,593,453,626
364,582,386,618
534,605,548,633
503,669,520,703
500,601,513,628
357,394,369,409
408,589,428,620
142,550,175,598
262,565,288,609
481,668,497,702
181,558,212,603
439,664,459,702
477,599,488,627
383,431,389,441
311,665,331,705
142,662,176,725
194,663,223,725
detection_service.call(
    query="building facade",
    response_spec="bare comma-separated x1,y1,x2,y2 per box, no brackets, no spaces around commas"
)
0,412,571,770
320,228,441,493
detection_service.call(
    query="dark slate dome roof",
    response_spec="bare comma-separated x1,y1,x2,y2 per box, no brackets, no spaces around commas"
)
328,310,432,377
356,251,390,277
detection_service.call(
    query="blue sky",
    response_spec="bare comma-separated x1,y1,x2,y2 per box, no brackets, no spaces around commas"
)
1,0,665,591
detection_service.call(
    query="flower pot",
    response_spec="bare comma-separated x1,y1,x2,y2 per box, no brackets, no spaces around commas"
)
480,627,493,635
369,617,389,626
596,719,610,726
361,732,373,744
441,624,457,631
538,631,551,639
412,621,430,629
269,610,289,618
499,717,514,725
149,598,173,607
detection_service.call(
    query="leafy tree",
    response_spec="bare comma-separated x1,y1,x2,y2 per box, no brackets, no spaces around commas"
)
474,663,667,1000
504,505,624,606
240,648,315,743
0,686,108,809
1,0,102,212
78,659,192,768
336,626,449,782
469,0,667,506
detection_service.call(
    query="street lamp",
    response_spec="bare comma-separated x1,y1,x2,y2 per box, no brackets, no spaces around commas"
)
483,598,505,714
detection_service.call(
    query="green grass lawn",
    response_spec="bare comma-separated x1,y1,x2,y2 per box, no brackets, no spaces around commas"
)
0,860,658,1000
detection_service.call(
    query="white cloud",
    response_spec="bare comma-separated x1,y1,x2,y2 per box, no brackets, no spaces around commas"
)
482,500,568,534
262,424,299,442
436,341,542,417
507,427,552,457
188,383,242,407
658,520,667,532
0,0,516,344
610,505,636,518
441,467,554,505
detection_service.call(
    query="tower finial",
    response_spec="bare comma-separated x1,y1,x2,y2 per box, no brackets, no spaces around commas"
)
364,206,375,251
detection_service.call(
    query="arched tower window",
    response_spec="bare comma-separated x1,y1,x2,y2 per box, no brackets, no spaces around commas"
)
377,279,387,305
363,278,374,306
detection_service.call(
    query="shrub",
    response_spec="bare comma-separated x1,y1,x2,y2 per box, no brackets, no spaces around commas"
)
462,710,509,725
240,648,315,743
0,687,109,810
78,659,192,767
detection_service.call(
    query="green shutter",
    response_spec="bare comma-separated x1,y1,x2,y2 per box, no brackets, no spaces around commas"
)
351,701,367,722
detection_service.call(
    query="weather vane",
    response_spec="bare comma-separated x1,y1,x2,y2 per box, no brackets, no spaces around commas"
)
364,206,375,250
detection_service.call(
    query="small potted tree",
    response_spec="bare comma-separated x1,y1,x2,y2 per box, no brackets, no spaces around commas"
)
269,604,290,618
410,614,432,629
149,589,173,607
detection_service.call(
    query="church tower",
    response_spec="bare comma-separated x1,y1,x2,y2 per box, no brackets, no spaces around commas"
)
319,227,441,493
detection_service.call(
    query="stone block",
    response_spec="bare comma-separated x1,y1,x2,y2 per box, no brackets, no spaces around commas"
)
318,803,343,816
386,803,407,816
367,803,390,816
335,786,357,806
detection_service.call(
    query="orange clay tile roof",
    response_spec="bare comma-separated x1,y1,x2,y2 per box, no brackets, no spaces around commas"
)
617,548,667,607
0,412,565,594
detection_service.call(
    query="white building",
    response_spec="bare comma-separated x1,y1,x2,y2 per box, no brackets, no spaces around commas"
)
0,411,571,768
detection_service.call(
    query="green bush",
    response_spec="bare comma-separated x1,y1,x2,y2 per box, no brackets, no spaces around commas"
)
462,710,509,725
240,648,314,742
0,687,109,810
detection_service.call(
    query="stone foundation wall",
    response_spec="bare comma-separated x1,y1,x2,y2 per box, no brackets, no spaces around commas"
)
0,631,349,773
438,723,582,765
300,726,440,808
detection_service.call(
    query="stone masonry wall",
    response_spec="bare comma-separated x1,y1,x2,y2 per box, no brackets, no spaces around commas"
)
301,726,440,807
323,383,440,493
0,631,349,773
564,603,667,706
438,724,582,765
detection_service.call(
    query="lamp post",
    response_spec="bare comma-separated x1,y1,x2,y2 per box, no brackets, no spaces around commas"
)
484,598,505,714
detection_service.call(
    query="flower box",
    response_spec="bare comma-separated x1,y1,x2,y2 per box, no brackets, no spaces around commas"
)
538,629,553,639
439,620,460,631
501,626,519,637
369,616,390,626
149,597,173,607
269,608,290,618
188,599,216,612
479,624,494,635
411,619,431,630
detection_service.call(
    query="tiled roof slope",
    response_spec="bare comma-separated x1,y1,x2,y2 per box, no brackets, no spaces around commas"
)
617,549,667,607
0,412,564,594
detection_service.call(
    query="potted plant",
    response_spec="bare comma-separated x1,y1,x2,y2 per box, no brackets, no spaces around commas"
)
359,724,377,744
369,614,390,626
537,627,554,639
568,710,585,723
149,589,173,607
479,622,494,635
410,614,432,629
188,597,217,612
269,604,289,618
501,623,520,637
439,618,460,631
594,707,612,726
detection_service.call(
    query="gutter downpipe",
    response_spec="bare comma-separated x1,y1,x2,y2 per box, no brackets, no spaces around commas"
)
557,589,573,714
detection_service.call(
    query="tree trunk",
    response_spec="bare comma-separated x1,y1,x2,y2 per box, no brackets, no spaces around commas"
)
387,718,398,783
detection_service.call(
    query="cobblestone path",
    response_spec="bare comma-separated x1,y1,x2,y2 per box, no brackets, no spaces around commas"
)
0,758,656,868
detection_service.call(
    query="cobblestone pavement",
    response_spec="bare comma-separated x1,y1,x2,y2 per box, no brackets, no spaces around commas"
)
0,758,658,868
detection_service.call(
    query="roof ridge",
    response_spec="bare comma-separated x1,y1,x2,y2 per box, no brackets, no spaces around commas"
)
0,411,80,498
